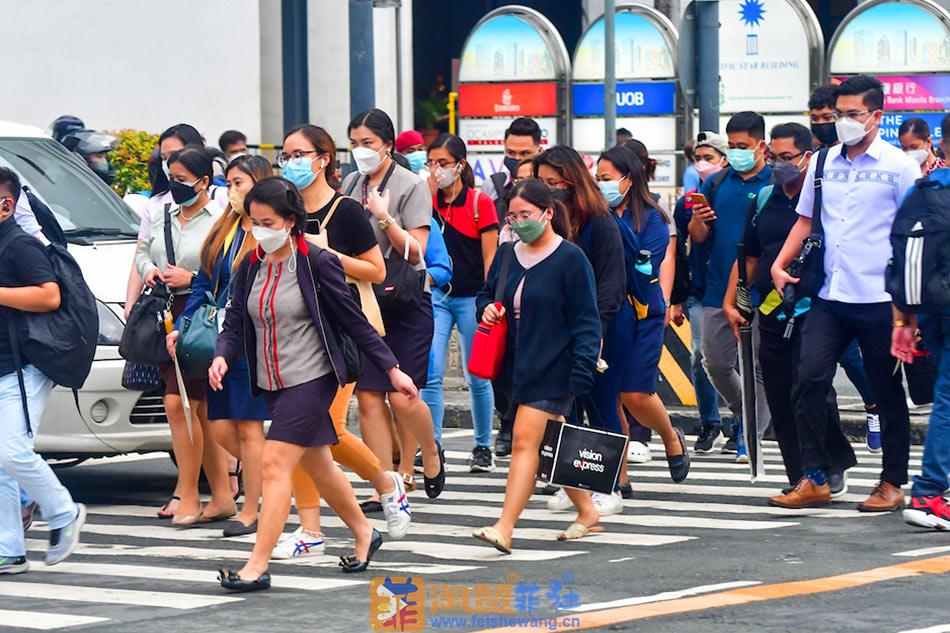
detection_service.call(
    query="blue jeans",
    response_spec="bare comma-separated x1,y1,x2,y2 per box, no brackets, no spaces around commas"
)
913,314,950,497
0,365,77,557
687,296,721,426
421,290,494,447
839,340,876,407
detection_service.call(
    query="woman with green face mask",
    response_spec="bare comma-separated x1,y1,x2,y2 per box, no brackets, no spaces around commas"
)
471,179,603,554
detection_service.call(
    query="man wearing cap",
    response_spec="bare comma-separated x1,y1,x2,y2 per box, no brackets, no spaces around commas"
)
395,130,428,176
673,131,731,452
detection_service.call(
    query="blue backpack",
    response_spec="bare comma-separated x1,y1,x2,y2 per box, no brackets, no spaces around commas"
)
425,216,453,289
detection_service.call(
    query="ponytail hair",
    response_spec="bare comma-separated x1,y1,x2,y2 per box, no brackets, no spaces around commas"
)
428,133,475,189
507,178,572,241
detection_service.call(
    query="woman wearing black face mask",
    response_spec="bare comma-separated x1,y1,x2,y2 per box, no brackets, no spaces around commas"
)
134,146,235,525
533,146,625,499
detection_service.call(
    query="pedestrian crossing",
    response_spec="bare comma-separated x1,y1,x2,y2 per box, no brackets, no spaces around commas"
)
3,434,925,630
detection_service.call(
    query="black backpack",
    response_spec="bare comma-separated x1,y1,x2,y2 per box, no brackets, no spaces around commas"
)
22,186,67,246
886,175,950,313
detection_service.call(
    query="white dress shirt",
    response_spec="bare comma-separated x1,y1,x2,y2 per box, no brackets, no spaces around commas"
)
796,134,920,304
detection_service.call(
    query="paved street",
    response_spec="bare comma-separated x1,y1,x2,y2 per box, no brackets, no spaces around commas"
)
4,429,947,632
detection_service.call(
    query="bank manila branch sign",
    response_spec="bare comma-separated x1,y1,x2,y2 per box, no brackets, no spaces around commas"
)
718,0,814,113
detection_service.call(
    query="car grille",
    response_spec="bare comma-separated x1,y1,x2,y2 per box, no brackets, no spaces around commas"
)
129,389,167,425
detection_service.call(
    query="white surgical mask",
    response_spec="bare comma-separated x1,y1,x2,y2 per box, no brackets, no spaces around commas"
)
352,146,384,175
835,115,873,147
905,149,930,166
434,164,461,189
252,223,290,254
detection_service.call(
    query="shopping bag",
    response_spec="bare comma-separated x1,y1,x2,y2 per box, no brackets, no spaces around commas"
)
537,419,626,494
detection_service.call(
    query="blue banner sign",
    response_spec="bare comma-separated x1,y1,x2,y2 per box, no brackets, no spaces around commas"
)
572,81,676,116
879,112,945,147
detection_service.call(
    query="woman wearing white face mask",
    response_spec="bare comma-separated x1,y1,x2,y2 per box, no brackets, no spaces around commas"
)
420,134,499,473
341,108,446,503
135,146,234,525
899,117,945,176
210,177,418,590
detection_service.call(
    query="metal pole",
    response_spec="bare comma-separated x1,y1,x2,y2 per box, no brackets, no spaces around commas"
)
604,0,617,149
696,0,720,133
281,0,309,130
349,0,376,118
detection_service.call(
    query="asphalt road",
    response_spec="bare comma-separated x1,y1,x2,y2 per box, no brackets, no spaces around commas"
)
4,430,948,633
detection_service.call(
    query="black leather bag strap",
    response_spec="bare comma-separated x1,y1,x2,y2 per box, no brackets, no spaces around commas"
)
494,244,514,303
811,148,829,238
163,203,176,267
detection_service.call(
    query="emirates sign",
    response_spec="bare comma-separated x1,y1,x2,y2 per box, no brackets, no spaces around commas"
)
458,83,558,117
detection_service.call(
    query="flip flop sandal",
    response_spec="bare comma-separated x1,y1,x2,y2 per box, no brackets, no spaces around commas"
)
401,473,417,492
472,526,512,554
557,522,605,541
157,495,181,519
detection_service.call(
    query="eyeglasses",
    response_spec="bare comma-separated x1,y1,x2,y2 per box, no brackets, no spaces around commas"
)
426,160,457,169
277,150,318,167
833,110,871,121
505,209,543,224
766,151,804,165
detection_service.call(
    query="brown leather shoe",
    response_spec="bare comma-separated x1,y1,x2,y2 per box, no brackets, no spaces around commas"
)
857,481,905,512
767,477,831,508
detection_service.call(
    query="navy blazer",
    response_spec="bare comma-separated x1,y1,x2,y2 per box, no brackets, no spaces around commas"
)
216,235,398,395
476,240,601,404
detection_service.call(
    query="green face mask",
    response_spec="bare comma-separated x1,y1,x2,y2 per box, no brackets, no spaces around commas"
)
511,218,546,243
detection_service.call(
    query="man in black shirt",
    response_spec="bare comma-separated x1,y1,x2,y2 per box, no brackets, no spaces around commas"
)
480,117,542,222
722,123,855,502
0,167,85,573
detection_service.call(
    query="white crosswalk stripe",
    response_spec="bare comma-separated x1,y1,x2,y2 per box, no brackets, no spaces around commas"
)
11,434,924,630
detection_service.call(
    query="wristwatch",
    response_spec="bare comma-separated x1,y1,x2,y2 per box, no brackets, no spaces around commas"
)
378,216,396,230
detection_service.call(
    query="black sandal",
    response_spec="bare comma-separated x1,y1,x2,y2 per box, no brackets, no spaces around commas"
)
229,460,243,501
339,529,383,573
424,444,446,499
157,495,180,519
218,567,271,592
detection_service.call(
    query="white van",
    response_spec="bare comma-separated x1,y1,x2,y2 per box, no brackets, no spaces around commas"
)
0,121,172,459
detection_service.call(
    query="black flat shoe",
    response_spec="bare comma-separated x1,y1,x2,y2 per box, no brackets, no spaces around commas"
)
619,483,634,499
222,519,258,538
667,428,691,483
360,500,383,513
218,567,271,592
424,446,446,499
339,528,383,573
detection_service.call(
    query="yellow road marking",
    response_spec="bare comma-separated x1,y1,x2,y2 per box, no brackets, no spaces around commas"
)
472,556,950,632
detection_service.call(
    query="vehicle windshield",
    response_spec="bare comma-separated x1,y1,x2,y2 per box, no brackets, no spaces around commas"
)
0,137,140,241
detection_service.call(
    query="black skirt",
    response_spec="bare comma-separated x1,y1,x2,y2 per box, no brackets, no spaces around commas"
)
263,372,339,447
357,297,433,392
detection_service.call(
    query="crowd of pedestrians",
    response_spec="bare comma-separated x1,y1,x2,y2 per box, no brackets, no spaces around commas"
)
1,73,948,589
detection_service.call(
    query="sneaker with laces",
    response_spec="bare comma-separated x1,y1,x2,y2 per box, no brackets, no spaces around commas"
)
735,443,749,464
829,470,848,499
270,526,326,559
865,411,882,454
721,437,738,454
470,446,494,473
693,425,720,453
21,501,37,532
45,504,85,566
592,492,623,516
627,441,652,463
546,488,573,512
903,495,950,530
381,471,411,540
0,555,29,575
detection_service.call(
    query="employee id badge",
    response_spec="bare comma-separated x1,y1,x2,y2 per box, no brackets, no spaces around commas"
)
217,307,227,333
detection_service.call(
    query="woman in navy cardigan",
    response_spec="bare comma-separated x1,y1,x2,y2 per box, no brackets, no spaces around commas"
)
210,177,417,591
472,179,601,554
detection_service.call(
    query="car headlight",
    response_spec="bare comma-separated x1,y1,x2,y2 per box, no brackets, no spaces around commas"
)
97,301,124,345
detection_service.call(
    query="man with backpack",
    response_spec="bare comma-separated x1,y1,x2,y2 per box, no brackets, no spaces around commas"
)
0,167,85,574
891,113,950,530
770,75,920,511
688,112,772,461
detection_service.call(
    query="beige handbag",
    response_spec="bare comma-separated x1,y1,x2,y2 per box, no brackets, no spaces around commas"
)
308,196,386,336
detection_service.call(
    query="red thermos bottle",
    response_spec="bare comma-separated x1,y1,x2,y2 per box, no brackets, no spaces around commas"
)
467,302,508,380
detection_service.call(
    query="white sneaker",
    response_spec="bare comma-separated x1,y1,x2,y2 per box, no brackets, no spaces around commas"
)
627,441,652,463
592,492,623,516
382,471,411,540
270,526,326,560
546,488,573,512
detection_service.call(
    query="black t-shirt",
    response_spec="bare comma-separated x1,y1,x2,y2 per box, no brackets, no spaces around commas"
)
0,221,56,375
306,193,378,257
435,185,499,297
743,186,800,296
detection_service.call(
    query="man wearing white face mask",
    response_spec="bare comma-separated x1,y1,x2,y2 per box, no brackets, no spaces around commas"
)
770,75,920,511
